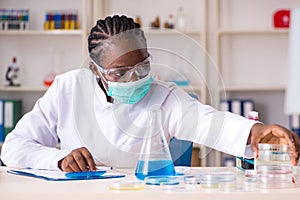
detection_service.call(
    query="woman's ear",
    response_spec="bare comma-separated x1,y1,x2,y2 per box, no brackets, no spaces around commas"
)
89,62,100,77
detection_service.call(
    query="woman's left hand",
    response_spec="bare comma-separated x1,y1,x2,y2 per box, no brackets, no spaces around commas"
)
250,123,300,166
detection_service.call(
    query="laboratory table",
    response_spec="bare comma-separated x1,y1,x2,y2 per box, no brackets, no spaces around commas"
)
1,166,300,200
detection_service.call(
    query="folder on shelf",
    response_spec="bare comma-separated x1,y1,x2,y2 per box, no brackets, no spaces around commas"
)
220,99,231,112
4,99,22,138
241,99,254,118
0,99,4,142
230,99,242,115
289,114,300,137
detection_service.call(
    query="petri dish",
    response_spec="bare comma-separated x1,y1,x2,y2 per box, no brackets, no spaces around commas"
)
109,180,145,190
257,144,293,163
199,171,237,189
183,175,201,190
144,176,180,186
256,165,294,188
184,175,201,185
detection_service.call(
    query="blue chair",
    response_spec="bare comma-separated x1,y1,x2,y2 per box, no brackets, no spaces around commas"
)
169,137,193,166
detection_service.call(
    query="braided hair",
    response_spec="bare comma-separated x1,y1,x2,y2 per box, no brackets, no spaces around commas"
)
88,15,147,64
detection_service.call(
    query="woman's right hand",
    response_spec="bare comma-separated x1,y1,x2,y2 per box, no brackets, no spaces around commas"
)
58,147,96,172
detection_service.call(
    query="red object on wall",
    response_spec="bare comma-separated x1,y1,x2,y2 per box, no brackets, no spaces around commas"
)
273,9,290,28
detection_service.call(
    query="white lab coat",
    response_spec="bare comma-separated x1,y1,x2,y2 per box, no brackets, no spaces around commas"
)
1,69,256,170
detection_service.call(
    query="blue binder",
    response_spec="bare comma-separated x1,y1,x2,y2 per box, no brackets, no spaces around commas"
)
0,99,5,142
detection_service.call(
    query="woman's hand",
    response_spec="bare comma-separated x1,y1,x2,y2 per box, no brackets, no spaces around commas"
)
58,147,96,172
250,123,300,166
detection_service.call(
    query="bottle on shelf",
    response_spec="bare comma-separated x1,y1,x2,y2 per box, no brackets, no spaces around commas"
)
175,7,186,31
43,47,56,87
135,16,142,27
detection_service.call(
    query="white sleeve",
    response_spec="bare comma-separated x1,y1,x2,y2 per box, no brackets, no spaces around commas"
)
165,87,257,157
1,77,71,170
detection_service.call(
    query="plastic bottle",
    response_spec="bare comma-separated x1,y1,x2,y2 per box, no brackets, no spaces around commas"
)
43,47,56,87
176,7,186,31
236,111,259,172
135,107,176,180
44,12,50,30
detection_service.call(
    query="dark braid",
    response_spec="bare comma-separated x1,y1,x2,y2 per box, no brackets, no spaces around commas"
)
88,15,147,60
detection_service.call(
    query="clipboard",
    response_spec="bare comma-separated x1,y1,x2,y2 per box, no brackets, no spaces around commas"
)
7,169,125,181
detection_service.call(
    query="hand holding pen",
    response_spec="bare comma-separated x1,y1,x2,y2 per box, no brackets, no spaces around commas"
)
58,147,96,172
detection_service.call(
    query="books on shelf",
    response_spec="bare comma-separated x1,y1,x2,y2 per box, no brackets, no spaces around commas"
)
289,114,300,138
220,98,254,118
0,99,22,142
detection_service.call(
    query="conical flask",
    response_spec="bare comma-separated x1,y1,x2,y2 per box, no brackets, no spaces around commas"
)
135,107,176,180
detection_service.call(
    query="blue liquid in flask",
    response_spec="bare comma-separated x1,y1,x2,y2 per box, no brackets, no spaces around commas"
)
135,159,176,180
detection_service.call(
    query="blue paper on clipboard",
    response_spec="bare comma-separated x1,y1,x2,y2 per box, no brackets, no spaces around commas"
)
7,169,125,181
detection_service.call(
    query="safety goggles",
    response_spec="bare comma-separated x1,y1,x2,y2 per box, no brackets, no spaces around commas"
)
91,55,151,82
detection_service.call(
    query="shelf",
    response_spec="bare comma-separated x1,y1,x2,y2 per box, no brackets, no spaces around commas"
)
220,85,286,92
144,28,202,35
0,30,84,36
218,29,289,36
0,86,48,92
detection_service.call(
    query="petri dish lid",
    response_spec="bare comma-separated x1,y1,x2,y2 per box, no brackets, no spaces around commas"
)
256,165,293,175
144,175,180,186
109,180,145,190
258,143,292,152
184,175,201,184
199,171,237,183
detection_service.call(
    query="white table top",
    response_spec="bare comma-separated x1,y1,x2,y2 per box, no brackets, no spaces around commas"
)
1,166,300,200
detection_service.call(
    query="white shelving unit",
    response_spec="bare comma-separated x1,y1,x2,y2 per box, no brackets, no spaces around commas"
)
213,0,300,167
0,0,92,113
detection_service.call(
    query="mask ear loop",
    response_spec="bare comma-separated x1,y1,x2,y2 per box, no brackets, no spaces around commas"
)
89,60,109,91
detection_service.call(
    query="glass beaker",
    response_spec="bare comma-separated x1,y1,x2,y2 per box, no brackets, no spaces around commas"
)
135,107,176,180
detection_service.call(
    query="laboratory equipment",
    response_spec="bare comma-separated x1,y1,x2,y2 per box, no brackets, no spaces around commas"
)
135,107,176,180
175,7,186,31
5,57,20,86
256,143,293,166
43,47,56,87
109,180,145,190
144,176,180,186
199,171,237,189
255,143,295,188
256,165,294,188
236,111,259,171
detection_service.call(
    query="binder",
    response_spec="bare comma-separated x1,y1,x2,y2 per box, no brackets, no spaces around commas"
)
230,99,242,115
220,99,231,112
4,99,22,138
241,99,254,118
289,114,300,138
0,99,4,142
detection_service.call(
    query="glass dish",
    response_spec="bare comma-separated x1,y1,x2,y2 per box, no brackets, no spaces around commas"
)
199,171,237,189
109,180,145,190
256,165,294,188
144,175,180,186
257,143,293,163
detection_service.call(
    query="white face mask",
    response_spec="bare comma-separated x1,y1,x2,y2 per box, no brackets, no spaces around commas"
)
107,74,153,104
